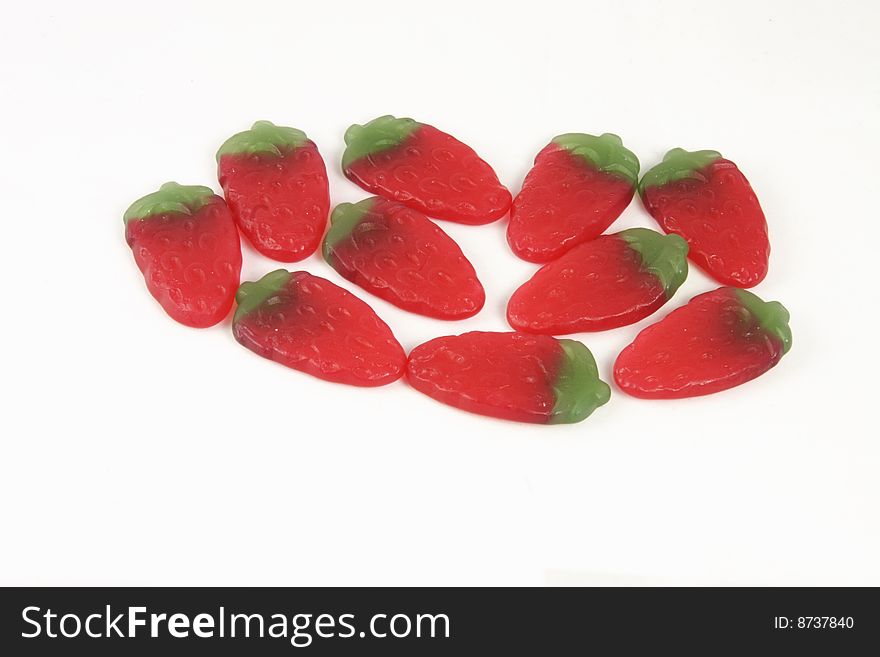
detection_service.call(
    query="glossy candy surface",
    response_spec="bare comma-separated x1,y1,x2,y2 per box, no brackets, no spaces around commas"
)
614,287,792,399
508,133,639,263
407,331,610,424
323,197,485,319
217,121,330,262
342,115,511,225
508,228,688,334
124,182,242,328
639,148,769,287
232,270,406,386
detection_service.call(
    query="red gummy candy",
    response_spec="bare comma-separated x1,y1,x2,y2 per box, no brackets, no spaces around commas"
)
614,287,792,399
124,182,242,328
508,133,639,263
342,115,511,225
217,121,330,262
407,331,610,424
233,270,406,387
507,228,688,334
323,197,485,319
639,148,770,288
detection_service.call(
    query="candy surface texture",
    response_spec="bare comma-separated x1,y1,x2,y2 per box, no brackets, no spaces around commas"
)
323,197,485,319
217,121,330,262
233,270,406,386
407,331,610,424
614,287,792,398
639,148,769,287
124,182,242,328
508,228,688,334
508,133,639,263
342,115,511,225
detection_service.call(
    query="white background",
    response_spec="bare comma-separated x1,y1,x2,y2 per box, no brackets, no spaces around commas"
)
1,0,878,585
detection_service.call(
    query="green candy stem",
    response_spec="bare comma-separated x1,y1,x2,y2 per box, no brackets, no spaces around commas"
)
233,269,293,325
619,228,689,299
551,133,640,185
638,147,722,196
123,181,216,225
734,289,793,355
342,115,421,170
322,198,378,262
550,340,611,424
216,120,309,161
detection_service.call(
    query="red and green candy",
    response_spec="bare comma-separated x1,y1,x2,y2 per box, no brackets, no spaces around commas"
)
508,133,640,263
323,197,485,320
639,148,770,288
614,287,792,399
217,120,330,262
232,270,406,387
124,182,242,328
406,331,611,424
507,228,688,334
342,115,512,225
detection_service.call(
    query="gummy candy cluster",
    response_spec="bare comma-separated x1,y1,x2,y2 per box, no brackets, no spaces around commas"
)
123,116,790,424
